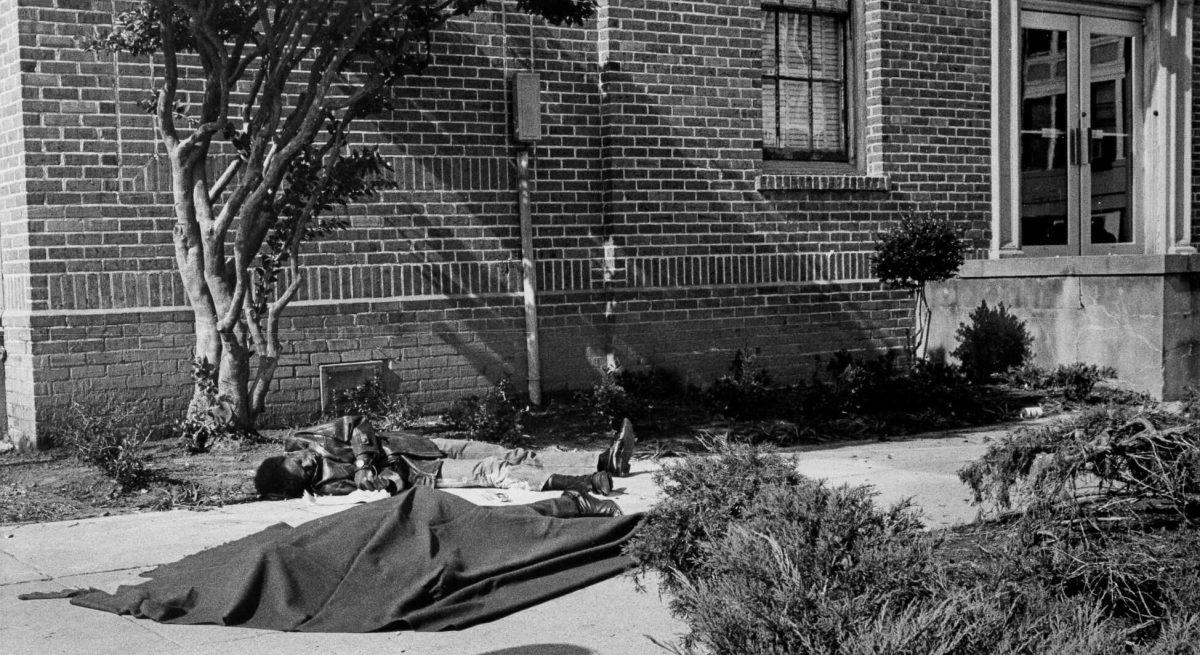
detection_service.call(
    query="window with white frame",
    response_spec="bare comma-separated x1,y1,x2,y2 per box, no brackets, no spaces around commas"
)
761,0,856,165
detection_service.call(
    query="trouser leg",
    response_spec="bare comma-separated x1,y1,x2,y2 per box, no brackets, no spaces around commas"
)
437,457,553,490
432,438,600,476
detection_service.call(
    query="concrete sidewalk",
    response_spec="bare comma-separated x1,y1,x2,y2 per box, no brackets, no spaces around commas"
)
0,427,1003,655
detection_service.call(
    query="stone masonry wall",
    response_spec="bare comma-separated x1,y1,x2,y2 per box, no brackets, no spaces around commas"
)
5,0,994,442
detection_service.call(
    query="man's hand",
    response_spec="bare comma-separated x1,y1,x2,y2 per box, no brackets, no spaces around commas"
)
354,468,387,491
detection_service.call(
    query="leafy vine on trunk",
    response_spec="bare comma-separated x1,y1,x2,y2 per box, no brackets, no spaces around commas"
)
87,0,595,430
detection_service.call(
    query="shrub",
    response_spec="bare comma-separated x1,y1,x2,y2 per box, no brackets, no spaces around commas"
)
327,375,422,431
873,213,968,359
952,300,1033,383
704,349,776,419
636,432,1200,654
1048,363,1117,402
1002,362,1118,403
618,365,685,400
443,375,526,446
46,399,152,492
661,485,935,655
794,351,995,435
625,437,805,589
586,366,644,430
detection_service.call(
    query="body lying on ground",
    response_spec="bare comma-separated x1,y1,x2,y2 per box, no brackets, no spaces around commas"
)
253,415,638,517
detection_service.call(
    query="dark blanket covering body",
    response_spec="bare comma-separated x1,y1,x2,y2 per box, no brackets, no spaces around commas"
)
68,487,642,632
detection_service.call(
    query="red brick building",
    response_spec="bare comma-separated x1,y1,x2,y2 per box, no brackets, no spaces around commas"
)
0,0,1193,447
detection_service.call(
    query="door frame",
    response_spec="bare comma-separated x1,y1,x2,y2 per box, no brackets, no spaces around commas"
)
991,0,1194,258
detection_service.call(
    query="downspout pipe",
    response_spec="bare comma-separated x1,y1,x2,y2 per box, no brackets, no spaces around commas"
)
516,147,542,406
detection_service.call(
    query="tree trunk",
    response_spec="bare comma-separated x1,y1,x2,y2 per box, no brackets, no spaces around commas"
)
218,330,255,430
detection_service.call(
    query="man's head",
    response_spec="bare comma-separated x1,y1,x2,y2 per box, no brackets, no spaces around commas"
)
254,450,320,499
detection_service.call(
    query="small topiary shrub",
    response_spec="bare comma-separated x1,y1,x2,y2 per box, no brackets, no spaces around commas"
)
952,300,1033,383
443,375,526,446
873,213,968,360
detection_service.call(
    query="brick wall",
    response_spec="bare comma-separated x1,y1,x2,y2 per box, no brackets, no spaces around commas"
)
3,0,996,442
588,0,991,382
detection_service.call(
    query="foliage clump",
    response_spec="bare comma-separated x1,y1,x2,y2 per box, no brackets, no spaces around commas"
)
443,375,526,446
327,375,421,431
704,349,777,419
795,350,997,437
625,436,806,586
873,213,968,359
1005,362,1117,403
586,366,644,430
586,362,688,427
46,399,153,493
953,300,1034,383
631,429,1200,654
175,359,258,453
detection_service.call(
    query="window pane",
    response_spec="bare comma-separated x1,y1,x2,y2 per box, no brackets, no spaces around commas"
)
1019,26,1070,247
763,82,778,148
811,15,844,81
780,13,809,78
812,81,845,154
1088,33,1134,245
780,78,812,150
762,12,777,75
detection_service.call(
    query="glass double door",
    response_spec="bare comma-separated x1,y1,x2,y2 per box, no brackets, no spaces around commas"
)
1019,12,1141,255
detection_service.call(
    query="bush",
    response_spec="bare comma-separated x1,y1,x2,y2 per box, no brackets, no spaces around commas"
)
704,350,776,419
618,366,685,401
586,367,644,430
327,375,422,431
794,352,995,435
659,485,935,655
46,399,152,492
635,425,1200,654
873,213,968,359
1048,363,1116,402
443,375,526,446
625,437,806,588
953,301,1033,383
1003,362,1118,403
873,213,968,292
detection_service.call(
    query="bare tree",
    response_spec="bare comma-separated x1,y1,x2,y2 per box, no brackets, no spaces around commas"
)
88,0,594,431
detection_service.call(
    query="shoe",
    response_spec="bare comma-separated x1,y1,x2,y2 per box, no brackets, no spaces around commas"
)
603,418,636,477
545,472,614,496
564,490,623,517
590,470,613,496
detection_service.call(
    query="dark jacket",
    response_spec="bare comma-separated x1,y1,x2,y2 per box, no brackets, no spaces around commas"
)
285,415,444,495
